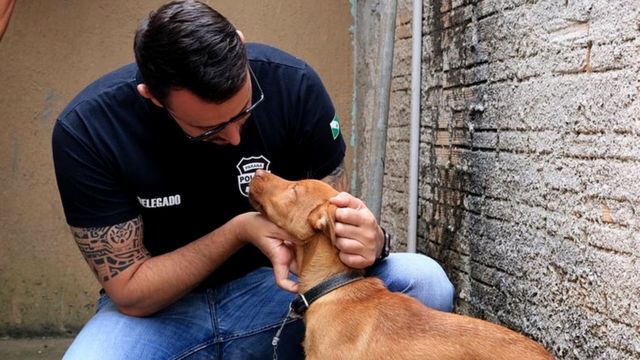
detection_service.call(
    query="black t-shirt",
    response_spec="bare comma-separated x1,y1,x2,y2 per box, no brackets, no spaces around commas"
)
52,43,346,287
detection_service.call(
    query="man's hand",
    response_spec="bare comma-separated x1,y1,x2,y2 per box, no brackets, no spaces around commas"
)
235,212,299,293
329,192,384,269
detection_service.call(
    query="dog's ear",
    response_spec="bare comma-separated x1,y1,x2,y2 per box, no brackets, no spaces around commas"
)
308,202,337,245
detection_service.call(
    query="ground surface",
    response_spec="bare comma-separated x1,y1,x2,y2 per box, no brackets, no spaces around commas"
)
0,337,72,360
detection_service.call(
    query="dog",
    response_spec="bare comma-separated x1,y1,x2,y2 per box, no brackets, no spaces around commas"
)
249,170,553,360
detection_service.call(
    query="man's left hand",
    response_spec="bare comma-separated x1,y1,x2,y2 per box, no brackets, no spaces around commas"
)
329,192,384,269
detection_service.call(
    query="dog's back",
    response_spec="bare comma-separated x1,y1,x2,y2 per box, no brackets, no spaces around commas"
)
304,277,552,360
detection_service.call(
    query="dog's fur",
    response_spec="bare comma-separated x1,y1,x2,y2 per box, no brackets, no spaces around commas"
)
249,170,553,360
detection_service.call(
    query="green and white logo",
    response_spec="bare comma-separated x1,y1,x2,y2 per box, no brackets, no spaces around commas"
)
329,114,340,140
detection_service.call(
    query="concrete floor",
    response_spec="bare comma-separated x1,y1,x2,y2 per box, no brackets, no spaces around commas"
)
0,338,72,360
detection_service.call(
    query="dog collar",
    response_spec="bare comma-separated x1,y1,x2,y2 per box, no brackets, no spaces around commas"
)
292,271,364,315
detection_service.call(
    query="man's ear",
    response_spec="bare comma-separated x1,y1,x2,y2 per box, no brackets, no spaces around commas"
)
308,202,337,245
137,84,164,108
236,29,245,43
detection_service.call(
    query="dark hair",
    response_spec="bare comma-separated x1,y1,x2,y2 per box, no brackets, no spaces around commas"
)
134,0,247,103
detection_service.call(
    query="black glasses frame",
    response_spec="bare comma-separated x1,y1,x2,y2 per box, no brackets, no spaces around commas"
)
183,67,264,142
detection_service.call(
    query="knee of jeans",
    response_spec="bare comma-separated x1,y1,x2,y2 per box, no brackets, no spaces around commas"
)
382,253,455,312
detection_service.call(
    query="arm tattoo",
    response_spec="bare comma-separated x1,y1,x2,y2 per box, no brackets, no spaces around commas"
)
71,216,150,282
322,161,348,192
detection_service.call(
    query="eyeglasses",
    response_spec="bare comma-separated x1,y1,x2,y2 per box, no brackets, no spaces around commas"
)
181,67,264,142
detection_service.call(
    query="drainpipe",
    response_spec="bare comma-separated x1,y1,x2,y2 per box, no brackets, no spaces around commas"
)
371,0,398,220
407,0,423,253
360,0,398,221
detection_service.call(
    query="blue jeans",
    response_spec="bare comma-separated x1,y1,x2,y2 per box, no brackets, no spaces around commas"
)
62,253,454,360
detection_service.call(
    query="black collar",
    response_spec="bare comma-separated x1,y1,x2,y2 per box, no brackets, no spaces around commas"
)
291,271,364,315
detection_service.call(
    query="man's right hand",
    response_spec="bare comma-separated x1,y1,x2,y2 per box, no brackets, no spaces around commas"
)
233,212,300,293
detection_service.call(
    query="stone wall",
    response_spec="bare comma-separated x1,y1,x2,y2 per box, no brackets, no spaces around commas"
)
383,0,640,358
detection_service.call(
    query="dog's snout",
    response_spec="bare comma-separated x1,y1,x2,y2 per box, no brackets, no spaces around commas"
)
249,170,266,195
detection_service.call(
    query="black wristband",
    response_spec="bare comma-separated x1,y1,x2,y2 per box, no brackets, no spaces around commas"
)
376,227,391,263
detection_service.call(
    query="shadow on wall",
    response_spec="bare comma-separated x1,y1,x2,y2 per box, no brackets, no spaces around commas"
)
416,0,498,320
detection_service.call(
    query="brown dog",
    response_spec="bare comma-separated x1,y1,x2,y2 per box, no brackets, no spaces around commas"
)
249,170,553,360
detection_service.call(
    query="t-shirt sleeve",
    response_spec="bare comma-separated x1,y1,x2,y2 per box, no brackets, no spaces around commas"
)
52,118,139,228
293,64,346,179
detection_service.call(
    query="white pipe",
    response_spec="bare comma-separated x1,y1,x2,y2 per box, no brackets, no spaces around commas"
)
408,0,423,253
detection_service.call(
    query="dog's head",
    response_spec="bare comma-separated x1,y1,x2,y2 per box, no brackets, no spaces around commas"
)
248,170,339,243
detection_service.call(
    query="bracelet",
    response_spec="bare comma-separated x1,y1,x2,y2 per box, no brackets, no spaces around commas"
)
376,227,391,263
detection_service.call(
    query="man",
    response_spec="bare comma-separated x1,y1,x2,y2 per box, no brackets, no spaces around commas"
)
52,1,454,359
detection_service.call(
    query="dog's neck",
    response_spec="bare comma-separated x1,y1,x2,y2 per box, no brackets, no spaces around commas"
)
296,232,358,293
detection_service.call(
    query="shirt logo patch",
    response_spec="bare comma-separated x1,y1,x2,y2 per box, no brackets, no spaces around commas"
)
330,114,340,140
236,155,271,197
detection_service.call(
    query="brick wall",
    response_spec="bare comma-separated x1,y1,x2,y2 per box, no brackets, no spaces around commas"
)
383,0,640,358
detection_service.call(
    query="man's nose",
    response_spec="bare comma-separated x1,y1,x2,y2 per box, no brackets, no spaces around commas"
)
216,122,242,145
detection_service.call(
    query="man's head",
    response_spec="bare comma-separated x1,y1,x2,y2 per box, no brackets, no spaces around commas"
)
134,0,255,145
134,0,246,103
